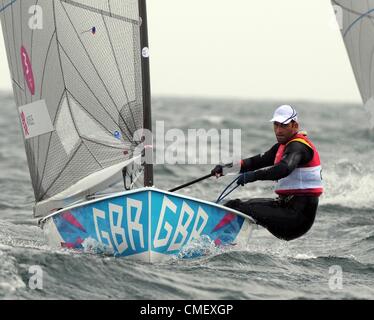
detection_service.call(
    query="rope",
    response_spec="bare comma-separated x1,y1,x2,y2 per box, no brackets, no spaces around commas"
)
216,175,242,204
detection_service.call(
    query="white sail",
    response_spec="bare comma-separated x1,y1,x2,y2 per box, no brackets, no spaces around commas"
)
332,0,374,119
0,0,151,217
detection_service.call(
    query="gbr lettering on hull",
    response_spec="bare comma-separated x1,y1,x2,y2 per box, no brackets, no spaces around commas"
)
92,195,209,254
154,196,209,252
93,198,144,254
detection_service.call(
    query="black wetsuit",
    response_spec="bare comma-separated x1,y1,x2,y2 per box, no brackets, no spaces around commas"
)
225,141,319,241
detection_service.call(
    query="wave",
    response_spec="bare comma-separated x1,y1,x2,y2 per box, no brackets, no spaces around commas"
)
0,249,27,299
320,159,374,209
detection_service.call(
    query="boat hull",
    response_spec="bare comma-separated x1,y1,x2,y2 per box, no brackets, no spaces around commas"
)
41,188,254,262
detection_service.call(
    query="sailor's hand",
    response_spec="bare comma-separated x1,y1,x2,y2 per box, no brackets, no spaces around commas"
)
237,172,256,186
211,165,223,178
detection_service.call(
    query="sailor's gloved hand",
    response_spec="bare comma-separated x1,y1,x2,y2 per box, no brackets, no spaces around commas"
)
237,172,256,186
211,165,223,178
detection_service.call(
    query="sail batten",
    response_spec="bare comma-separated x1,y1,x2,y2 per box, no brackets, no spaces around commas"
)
1,0,151,217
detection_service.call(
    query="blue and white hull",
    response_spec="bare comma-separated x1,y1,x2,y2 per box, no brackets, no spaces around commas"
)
41,188,255,262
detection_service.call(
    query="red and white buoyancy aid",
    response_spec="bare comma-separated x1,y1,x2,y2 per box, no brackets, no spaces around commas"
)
274,132,323,197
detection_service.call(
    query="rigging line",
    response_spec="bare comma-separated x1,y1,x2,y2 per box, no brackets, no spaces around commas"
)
216,184,240,204
35,90,65,197
59,1,135,139
216,176,240,204
101,14,138,133
57,42,134,142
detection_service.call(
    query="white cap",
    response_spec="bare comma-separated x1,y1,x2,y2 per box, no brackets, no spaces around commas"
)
269,105,298,124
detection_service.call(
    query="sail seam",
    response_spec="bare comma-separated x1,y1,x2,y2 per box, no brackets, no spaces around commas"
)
60,0,139,24
0,0,16,14
36,90,65,199
1,0,17,98
82,136,131,150
15,0,27,104
107,0,112,17
11,78,24,91
31,0,40,187
65,92,104,170
39,30,57,99
18,0,38,189
10,2,23,105
333,0,374,19
65,88,118,137
36,0,69,200
40,142,84,200
30,0,40,101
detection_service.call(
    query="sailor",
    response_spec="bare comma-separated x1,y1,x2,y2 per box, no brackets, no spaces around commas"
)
212,105,323,241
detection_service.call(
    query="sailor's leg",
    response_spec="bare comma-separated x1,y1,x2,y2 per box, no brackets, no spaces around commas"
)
224,197,317,241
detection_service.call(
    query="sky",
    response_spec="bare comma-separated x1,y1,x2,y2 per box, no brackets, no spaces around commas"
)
0,0,362,103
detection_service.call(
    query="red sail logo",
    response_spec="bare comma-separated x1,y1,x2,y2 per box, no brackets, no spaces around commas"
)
20,111,30,137
20,46,35,95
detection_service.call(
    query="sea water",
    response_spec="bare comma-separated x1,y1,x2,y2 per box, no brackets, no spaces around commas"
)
1,93,374,299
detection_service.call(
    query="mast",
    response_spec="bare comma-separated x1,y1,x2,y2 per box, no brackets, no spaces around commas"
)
139,0,154,187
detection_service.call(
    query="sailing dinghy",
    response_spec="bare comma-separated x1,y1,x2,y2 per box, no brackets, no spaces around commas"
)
0,0,254,262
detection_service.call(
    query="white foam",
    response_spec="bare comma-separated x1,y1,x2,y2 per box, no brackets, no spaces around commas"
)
81,237,114,256
0,250,26,297
294,253,318,260
320,160,374,209
202,115,224,124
